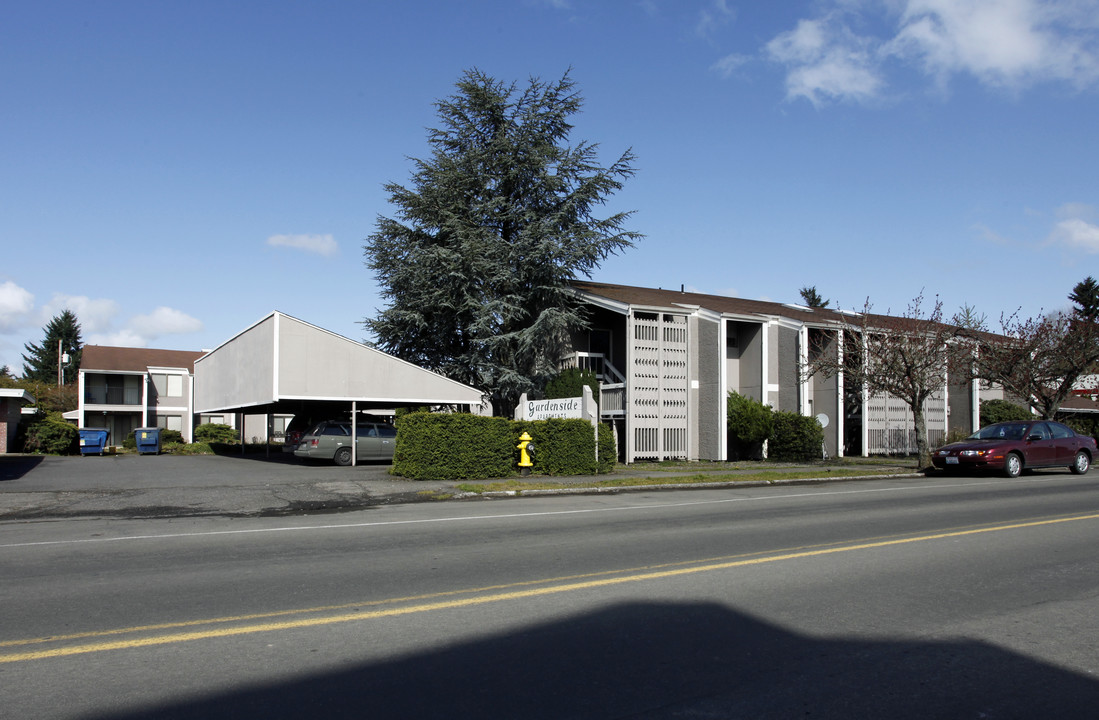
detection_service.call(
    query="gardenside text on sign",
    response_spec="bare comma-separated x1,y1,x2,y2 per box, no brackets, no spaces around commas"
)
524,397,582,421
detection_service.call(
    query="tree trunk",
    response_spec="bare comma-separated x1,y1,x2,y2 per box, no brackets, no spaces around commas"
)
912,404,931,470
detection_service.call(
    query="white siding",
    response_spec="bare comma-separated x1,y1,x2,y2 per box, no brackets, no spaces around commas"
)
628,311,689,461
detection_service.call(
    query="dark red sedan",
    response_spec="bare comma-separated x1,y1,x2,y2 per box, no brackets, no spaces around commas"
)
932,420,1096,477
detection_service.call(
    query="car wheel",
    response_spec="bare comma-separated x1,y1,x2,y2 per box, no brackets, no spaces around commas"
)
1003,452,1023,478
334,447,352,466
1070,451,1090,475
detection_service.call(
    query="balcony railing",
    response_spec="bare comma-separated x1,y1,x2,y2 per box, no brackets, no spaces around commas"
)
84,387,142,405
600,384,625,417
565,352,626,385
563,352,627,419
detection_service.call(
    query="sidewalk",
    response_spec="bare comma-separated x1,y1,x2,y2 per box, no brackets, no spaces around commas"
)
0,453,920,522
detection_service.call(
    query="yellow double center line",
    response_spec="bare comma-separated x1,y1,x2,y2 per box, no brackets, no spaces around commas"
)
4,511,1097,664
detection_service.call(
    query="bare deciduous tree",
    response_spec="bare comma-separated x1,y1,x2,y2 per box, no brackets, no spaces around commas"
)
974,308,1099,419
805,294,967,469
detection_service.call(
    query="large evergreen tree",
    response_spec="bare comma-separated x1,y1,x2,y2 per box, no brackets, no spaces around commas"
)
22,310,83,384
1070,275,1099,320
364,69,640,413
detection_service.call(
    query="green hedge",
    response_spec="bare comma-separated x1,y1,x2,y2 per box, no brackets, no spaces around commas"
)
194,423,239,443
545,368,599,403
768,411,824,462
122,428,185,449
393,412,615,481
979,399,1032,425
727,391,773,460
22,413,78,455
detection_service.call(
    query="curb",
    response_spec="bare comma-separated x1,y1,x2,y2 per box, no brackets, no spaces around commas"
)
469,472,924,499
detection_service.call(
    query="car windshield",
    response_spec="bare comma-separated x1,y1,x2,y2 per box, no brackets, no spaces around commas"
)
970,423,1030,441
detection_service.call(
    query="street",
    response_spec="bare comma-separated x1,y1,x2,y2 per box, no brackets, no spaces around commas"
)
2,471,1098,718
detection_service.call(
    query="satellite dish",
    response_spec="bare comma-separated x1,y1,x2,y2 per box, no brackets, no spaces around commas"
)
816,413,830,428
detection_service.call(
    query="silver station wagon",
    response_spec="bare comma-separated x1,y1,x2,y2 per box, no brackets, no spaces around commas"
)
293,420,397,465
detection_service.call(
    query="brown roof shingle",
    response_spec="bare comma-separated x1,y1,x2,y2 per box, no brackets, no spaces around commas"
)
570,280,846,324
80,345,205,373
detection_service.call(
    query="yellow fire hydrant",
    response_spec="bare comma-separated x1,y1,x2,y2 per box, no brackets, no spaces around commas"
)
517,432,535,476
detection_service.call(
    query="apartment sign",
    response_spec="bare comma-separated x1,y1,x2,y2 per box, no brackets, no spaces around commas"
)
523,397,583,421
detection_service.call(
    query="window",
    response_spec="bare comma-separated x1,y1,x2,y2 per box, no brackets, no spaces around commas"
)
157,415,183,431
321,423,350,436
152,373,184,398
1048,422,1074,439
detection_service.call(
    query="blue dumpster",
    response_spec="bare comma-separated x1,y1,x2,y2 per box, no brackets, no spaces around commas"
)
79,428,110,456
135,427,161,455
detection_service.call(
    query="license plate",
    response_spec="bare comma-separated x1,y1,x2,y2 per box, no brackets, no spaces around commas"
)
946,457,959,464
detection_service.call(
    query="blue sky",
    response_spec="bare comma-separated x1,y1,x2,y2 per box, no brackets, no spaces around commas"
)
3,0,1098,374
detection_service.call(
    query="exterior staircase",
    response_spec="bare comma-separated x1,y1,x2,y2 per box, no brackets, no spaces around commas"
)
563,352,625,419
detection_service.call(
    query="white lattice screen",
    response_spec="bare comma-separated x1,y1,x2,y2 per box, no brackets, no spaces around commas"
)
865,391,947,454
629,312,689,461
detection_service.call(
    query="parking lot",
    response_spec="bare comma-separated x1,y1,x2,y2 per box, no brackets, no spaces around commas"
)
0,453,439,521
1,451,397,488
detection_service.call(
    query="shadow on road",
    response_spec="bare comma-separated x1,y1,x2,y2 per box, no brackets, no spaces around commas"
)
0,455,44,481
97,601,1098,719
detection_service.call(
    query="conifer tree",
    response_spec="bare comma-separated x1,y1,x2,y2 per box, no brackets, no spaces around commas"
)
798,286,829,308
22,310,83,384
1070,276,1099,320
364,69,640,413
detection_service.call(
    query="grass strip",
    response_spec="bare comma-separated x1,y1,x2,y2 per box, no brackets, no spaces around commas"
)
456,467,905,494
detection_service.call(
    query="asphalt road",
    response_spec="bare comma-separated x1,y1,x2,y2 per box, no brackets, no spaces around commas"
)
2,471,1098,718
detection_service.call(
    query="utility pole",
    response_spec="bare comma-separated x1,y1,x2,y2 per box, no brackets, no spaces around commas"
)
57,339,70,386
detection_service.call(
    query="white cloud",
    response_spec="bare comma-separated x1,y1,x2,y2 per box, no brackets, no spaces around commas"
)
697,0,736,40
130,307,204,338
888,0,1099,89
0,281,34,332
766,18,885,106
41,294,121,333
975,223,1015,246
83,306,203,349
0,287,205,371
1048,218,1099,253
711,53,750,78
761,0,1099,105
267,233,339,257
86,329,149,348
1056,202,1097,221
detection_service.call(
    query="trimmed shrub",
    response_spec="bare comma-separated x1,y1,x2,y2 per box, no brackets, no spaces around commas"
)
980,399,1031,425
392,412,613,480
22,413,78,455
768,411,824,462
194,423,238,443
727,391,773,460
597,422,616,474
394,413,515,481
514,418,602,476
545,367,599,403
121,428,185,450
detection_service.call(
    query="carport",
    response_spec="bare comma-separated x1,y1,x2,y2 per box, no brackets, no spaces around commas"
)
194,312,484,464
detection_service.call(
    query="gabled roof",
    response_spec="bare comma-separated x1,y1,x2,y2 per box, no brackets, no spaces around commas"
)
570,281,852,325
80,345,206,373
194,311,484,414
0,388,36,405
